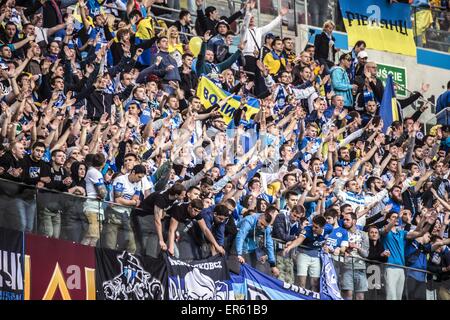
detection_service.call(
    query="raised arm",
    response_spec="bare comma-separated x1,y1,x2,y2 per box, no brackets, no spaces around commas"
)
406,214,433,240
430,188,450,212
47,23,67,36
325,140,336,181
12,34,34,51
78,0,92,31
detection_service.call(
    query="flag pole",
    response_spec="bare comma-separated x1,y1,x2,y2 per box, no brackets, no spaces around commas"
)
391,79,437,109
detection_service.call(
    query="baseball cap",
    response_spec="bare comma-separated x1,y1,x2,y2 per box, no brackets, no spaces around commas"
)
215,19,230,32
357,51,368,59
125,100,141,111
264,33,275,41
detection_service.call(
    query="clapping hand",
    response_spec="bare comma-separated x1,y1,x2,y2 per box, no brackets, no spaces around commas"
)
381,250,391,257
63,176,73,186
10,168,23,178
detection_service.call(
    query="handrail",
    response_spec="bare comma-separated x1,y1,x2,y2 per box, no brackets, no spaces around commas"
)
154,25,197,38
0,177,146,213
103,3,198,17
151,4,198,17
104,3,198,37
423,106,450,124
0,176,441,277
271,237,435,275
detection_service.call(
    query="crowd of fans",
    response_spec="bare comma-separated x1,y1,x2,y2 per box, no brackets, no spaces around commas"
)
0,0,448,300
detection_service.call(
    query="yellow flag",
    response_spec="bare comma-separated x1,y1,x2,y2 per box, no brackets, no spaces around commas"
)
196,77,260,125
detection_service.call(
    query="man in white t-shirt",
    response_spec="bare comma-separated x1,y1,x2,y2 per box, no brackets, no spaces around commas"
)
82,153,107,246
103,165,146,253
122,153,153,197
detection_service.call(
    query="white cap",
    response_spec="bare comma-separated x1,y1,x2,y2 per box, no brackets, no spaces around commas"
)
357,51,368,59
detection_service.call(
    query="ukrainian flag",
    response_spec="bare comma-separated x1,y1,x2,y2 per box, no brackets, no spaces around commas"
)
339,0,416,56
380,74,400,133
196,77,260,125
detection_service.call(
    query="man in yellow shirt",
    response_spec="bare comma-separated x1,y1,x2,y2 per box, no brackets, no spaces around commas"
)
263,37,286,78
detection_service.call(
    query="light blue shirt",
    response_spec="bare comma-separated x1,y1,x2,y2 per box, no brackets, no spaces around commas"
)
382,228,408,267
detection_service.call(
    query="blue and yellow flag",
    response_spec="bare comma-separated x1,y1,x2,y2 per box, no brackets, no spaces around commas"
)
339,0,416,56
380,74,400,133
196,77,260,125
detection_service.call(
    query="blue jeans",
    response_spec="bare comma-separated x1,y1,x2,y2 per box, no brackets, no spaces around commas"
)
15,198,36,233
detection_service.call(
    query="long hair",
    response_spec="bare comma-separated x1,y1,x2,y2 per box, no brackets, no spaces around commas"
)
165,25,181,46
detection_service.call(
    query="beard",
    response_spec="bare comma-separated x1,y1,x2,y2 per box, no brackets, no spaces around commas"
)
391,194,403,204
374,185,382,192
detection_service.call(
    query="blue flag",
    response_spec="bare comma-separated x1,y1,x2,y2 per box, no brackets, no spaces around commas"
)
231,264,320,300
380,74,399,133
319,252,343,300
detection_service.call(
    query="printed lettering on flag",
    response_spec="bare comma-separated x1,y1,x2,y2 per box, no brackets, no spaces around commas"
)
196,77,260,125
339,0,416,56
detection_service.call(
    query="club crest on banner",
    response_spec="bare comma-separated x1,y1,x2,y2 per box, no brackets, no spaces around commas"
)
102,251,164,300
167,256,233,300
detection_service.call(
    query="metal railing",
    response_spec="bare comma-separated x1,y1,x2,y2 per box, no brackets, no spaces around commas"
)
424,106,450,125
0,176,448,300
412,5,450,53
103,3,197,17
270,237,446,300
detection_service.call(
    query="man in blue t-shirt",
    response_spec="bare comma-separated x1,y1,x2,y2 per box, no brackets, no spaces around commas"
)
405,232,450,300
381,210,436,300
283,215,333,292
324,209,349,256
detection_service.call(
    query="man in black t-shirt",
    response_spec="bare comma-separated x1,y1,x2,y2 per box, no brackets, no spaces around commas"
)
167,198,225,261
132,183,186,258
0,141,26,183
0,141,26,231
22,142,51,187
37,149,72,239
21,141,51,233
